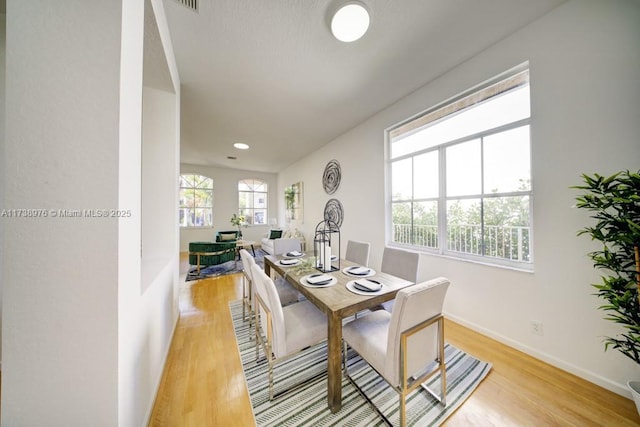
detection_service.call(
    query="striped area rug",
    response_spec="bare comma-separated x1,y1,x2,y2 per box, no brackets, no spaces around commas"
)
230,301,492,426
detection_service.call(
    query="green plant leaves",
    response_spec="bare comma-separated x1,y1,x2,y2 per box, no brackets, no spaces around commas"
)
574,169,640,364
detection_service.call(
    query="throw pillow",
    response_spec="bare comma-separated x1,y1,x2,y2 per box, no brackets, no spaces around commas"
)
269,229,283,239
219,233,237,241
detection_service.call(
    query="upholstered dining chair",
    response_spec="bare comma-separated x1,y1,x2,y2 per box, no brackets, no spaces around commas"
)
239,249,257,323
251,263,328,400
240,249,298,315
345,240,371,266
342,277,451,427
267,237,305,302
380,247,421,312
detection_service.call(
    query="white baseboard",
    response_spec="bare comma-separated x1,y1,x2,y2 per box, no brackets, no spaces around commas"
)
445,313,632,399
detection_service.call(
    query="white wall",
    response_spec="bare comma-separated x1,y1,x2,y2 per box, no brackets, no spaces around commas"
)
179,163,278,251
118,0,181,425
2,0,181,425
279,0,640,397
3,1,121,424
142,86,178,291
0,11,6,367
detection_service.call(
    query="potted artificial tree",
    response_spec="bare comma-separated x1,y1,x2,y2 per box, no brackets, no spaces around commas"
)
574,170,640,412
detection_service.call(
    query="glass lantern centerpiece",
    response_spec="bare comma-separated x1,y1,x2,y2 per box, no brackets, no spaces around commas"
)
313,219,340,273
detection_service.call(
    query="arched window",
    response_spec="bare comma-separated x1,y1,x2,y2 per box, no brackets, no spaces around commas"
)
179,174,213,227
239,179,268,225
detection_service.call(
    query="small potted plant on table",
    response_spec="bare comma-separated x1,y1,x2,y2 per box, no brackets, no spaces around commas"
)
230,213,247,239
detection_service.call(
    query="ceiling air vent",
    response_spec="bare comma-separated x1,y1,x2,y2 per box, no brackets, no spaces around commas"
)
175,0,198,12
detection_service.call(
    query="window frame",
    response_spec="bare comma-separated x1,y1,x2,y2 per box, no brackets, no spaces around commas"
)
179,173,214,228
386,65,533,271
238,178,269,226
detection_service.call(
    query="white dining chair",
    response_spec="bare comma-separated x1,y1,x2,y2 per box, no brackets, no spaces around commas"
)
239,249,255,322
345,240,370,266
251,263,328,400
342,277,450,427
241,249,299,310
380,247,421,312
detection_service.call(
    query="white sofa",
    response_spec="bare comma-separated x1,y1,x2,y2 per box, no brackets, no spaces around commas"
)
260,229,305,255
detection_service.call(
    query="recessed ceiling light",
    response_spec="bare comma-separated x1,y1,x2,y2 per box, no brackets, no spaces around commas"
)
331,2,370,43
233,143,250,150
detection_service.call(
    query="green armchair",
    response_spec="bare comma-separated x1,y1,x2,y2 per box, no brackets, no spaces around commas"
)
189,241,236,273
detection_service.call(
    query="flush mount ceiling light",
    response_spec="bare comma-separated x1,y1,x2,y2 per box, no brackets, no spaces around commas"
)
331,2,370,42
233,143,250,150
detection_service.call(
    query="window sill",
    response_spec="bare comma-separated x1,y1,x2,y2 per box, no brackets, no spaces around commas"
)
389,243,534,273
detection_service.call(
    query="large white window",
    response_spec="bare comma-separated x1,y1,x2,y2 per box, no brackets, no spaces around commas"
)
179,174,213,227
239,179,268,225
388,67,532,268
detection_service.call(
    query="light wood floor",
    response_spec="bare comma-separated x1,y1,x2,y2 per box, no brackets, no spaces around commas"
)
149,256,640,426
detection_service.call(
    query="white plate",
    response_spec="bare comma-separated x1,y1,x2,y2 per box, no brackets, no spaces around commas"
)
278,259,301,267
300,274,337,288
283,251,305,258
346,279,387,296
342,266,376,278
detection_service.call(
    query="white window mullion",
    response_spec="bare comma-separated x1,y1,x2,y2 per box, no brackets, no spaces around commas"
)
480,136,485,256
438,147,447,254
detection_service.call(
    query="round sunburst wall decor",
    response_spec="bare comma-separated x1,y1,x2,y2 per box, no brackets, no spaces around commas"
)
324,198,344,227
322,159,341,195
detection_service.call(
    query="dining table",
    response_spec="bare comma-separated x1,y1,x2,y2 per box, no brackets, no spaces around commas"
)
263,252,414,413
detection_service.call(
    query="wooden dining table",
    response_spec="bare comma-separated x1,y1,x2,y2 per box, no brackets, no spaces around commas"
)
263,252,413,413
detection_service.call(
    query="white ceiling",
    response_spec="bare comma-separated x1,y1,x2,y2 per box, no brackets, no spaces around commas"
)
162,0,564,173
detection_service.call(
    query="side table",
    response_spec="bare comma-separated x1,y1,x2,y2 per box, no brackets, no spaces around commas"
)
236,240,256,259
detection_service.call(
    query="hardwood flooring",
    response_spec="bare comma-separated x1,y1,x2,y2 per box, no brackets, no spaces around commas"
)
149,256,640,426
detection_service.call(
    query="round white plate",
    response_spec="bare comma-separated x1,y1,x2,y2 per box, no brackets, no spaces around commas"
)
278,259,301,267
300,274,337,288
342,266,376,278
346,279,387,296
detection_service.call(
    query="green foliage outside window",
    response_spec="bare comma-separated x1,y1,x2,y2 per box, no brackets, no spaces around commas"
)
179,174,213,227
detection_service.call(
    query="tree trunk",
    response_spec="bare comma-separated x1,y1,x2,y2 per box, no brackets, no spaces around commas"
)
636,245,640,310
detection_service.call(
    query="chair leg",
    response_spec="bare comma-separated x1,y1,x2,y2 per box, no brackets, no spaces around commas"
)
400,393,406,427
440,363,447,407
254,310,260,361
248,304,255,339
242,278,255,333
267,345,275,401
417,318,447,407
343,343,393,427
248,282,255,334
242,276,247,321
342,340,348,375
438,317,447,406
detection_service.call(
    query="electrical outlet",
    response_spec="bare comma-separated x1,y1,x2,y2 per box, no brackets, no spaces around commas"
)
530,320,543,336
